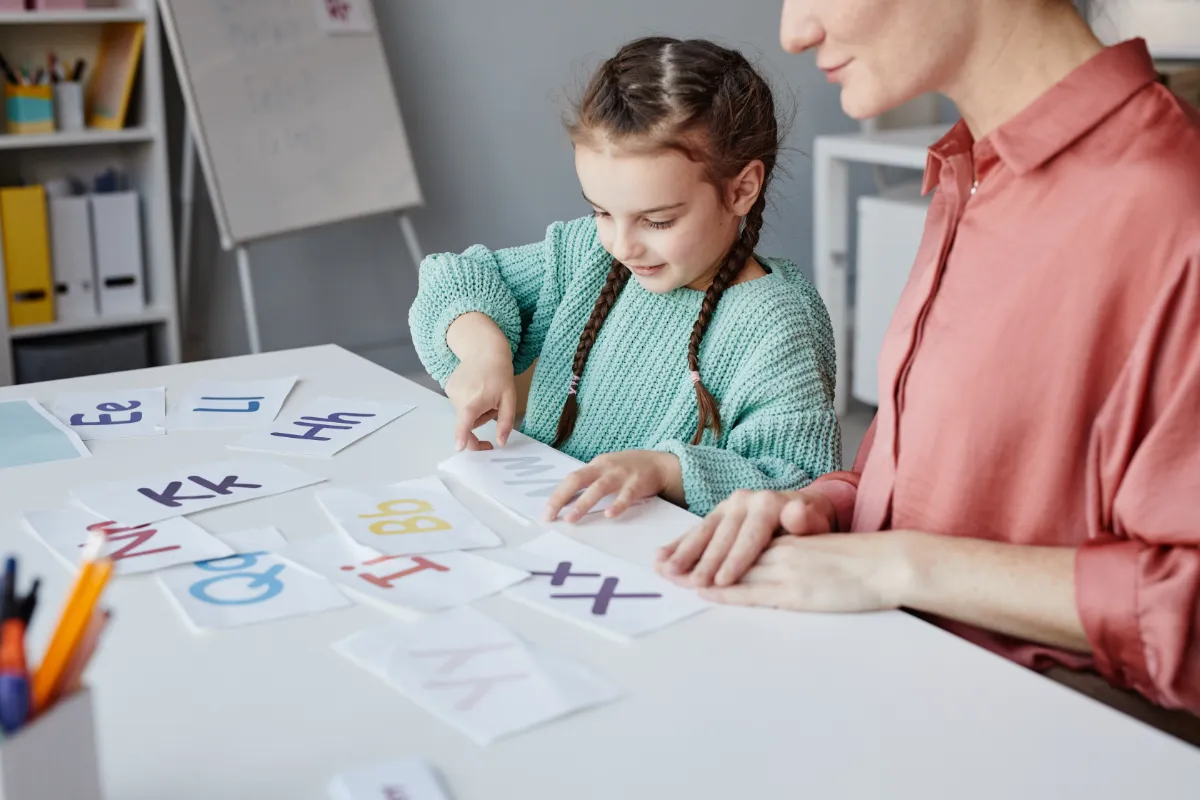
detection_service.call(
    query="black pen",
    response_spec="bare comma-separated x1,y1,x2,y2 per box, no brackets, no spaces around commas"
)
72,58,85,82
0,52,17,86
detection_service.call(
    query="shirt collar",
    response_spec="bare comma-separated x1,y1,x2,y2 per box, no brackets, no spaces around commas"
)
923,38,1159,194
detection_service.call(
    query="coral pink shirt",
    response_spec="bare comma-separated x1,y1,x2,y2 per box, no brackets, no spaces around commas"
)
818,39,1200,712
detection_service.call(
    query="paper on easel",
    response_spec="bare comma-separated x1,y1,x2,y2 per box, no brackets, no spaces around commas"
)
438,431,616,522
157,527,351,631
499,531,708,642
282,535,528,617
317,476,502,557
23,505,234,575
332,607,620,746
228,396,415,458
50,387,166,440
165,377,297,430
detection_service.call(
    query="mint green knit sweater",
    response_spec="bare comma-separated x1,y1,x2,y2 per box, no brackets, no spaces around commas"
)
409,216,841,515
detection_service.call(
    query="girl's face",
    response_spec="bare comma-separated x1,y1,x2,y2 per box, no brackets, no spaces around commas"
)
780,0,975,119
574,142,756,293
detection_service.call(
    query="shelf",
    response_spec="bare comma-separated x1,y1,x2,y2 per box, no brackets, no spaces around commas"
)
8,309,170,340
0,9,146,25
0,127,154,151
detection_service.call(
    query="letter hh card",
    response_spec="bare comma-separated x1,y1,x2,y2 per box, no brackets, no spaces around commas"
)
500,531,708,642
227,396,415,457
71,459,326,524
165,377,297,430
23,505,234,575
157,528,351,632
50,387,166,441
438,431,617,521
317,476,502,557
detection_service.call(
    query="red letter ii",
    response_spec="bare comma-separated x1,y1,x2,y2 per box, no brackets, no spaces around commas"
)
355,555,449,589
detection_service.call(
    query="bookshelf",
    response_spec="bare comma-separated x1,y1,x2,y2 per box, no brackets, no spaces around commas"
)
0,0,179,385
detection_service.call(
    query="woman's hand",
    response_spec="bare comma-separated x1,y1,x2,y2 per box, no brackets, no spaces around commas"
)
544,450,682,523
695,532,914,613
655,488,837,588
444,313,517,451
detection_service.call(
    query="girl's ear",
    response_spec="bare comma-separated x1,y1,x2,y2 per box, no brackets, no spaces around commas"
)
727,160,765,217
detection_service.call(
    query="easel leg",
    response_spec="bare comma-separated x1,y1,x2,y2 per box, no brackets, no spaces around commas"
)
177,117,196,341
235,246,263,355
398,213,425,271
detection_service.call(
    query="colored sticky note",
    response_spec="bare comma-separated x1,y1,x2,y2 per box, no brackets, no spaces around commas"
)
317,476,502,557
157,527,351,632
51,387,166,441
0,399,91,469
332,607,620,746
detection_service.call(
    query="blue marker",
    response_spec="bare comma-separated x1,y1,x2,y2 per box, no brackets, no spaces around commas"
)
0,558,39,735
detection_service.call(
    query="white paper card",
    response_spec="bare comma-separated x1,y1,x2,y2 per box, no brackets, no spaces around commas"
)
502,531,708,642
438,431,615,522
228,397,415,458
283,535,528,616
318,477,502,557
23,506,234,575
332,607,620,745
313,0,376,35
71,460,326,524
157,527,351,631
50,387,165,441
328,758,450,800
165,377,297,430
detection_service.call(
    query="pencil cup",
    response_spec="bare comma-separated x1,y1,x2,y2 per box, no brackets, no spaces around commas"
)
54,81,84,132
0,688,104,800
3,84,54,135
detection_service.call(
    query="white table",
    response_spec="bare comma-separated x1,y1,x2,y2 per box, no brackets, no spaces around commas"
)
813,125,947,415
2,344,1197,799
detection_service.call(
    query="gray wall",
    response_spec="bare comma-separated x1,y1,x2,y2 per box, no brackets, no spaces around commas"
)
168,0,885,380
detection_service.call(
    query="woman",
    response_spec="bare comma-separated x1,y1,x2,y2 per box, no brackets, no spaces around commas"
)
656,0,1200,743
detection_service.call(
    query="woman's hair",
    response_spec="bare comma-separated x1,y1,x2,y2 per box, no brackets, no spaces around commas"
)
554,36,782,448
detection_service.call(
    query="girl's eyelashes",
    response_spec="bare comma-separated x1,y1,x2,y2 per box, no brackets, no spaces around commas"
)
590,209,675,231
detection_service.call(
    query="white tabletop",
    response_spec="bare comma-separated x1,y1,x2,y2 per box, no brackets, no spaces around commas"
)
2,345,1197,799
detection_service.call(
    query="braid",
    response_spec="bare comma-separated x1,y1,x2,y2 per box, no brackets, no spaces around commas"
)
687,193,767,445
553,257,632,447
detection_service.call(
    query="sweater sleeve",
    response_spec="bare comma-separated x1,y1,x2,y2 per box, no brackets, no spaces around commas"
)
1075,252,1200,713
653,316,843,517
408,216,603,385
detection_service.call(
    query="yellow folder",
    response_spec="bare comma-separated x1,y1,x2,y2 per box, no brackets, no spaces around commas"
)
0,185,56,327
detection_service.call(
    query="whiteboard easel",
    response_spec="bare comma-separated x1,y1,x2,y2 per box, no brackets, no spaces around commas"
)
176,115,424,352
161,0,426,353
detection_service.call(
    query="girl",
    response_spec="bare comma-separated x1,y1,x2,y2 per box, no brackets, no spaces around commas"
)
409,37,841,521
659,0,1200,743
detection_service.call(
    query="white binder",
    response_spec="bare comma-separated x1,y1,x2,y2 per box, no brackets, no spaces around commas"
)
48,196,98,321
89,191,146,316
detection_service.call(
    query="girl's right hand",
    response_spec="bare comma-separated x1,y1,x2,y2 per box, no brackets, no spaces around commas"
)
444,355,517,451
654,488,838,588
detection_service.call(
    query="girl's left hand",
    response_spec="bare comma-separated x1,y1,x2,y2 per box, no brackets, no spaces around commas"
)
544,450,679,523
695,532,916,613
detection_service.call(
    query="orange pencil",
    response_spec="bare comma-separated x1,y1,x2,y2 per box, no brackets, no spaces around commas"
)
31,533,113,715
59,608,110,697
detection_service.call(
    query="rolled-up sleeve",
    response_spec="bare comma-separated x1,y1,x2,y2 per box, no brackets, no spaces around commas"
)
1077,253,1200,712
